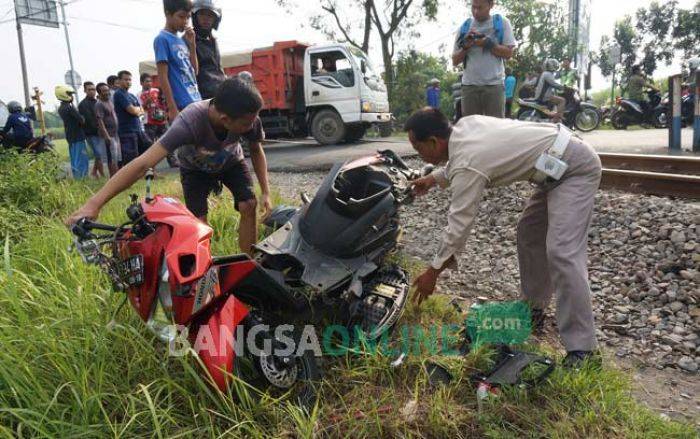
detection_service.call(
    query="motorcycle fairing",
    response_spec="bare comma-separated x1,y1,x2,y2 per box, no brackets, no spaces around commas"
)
620,99,642,114
142,196,214,285
517,99,549,112
193,295,249,391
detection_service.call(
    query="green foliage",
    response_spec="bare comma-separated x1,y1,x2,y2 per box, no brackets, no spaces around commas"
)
391,51,460,123
498,0,574,79
597,1,700,80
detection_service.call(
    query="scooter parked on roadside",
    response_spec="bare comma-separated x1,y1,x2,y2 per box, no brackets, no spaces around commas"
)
610,89,667,129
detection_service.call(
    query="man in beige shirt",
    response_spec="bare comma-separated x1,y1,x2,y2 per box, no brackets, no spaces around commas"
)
406,108,602,368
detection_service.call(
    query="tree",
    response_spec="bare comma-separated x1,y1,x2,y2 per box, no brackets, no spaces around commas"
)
672,1,700,60
497,0,573,80
391,51,459,122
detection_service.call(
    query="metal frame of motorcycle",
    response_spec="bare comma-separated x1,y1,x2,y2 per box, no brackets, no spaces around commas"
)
668,74,682,152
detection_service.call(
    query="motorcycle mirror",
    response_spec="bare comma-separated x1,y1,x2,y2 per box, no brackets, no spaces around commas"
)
145,168,155,202
301,192,311,204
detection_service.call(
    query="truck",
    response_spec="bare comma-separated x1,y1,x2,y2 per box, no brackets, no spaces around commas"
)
140,40,392,145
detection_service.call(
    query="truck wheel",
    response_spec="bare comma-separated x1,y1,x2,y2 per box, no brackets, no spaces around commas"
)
378,123,393,138
311,110,346,145
344,125,367,143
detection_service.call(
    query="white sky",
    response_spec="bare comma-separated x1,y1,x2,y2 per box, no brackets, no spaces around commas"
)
0,0,696,108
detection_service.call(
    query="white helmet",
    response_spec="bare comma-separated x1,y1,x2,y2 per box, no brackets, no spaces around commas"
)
543,58,560,72
193,0,222,29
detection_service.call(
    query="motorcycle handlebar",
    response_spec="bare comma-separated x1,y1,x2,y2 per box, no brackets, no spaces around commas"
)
71,218,119,240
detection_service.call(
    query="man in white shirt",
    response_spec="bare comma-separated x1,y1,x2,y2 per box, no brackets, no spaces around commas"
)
406,107,602,368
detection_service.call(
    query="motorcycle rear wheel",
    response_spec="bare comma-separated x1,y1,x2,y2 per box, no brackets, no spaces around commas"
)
574,108,601,132
652,109,668,129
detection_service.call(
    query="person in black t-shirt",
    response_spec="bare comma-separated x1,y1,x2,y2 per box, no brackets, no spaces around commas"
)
192,0,226,99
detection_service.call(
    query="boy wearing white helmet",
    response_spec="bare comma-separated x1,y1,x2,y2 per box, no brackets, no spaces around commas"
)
534,59,567,122
193,0,226,99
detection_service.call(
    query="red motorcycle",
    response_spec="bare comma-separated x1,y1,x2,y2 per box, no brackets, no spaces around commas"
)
71,171,319,404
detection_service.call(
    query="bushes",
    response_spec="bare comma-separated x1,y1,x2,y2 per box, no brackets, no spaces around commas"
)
0,151,74,239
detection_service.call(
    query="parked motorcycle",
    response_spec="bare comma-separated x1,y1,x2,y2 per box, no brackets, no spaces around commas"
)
72,171,320,405
610,89,667,130
0,133,54,154
516,89,601,132
256,150,422,340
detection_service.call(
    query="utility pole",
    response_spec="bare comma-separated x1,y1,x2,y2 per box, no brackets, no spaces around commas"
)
15,17,31,108
59,0,79,101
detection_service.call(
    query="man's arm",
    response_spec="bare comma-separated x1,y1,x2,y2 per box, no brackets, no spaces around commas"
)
157,62,180,121
248,141,272,217
125,104,144,117
70,104,85,126
184,27,199,75
96,116,110,141
431,170,488,270
66,143,170,224
452,38,475,68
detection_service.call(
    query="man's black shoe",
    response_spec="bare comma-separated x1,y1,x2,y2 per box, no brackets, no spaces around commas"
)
531,308,546,334
563,350,602,370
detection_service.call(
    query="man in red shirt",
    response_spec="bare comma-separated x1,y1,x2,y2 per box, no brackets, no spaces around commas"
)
140,73,178,167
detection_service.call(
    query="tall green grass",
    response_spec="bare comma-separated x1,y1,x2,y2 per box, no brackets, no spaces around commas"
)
0,154,695,437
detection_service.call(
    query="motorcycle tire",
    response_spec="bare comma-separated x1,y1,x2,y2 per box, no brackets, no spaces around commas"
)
574,108,601,132
236,322,322,409
610,111,628,130
517,109,538,122
652,109,668,129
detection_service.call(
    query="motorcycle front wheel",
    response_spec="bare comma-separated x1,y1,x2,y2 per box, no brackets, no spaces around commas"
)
574,108,601,132
610,111,629,130
517,109,539,122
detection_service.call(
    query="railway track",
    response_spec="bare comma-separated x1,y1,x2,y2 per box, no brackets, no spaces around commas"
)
598,153,700,199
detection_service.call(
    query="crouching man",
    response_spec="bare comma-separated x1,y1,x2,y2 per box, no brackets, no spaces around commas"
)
66,78,272,256
407,108,602,368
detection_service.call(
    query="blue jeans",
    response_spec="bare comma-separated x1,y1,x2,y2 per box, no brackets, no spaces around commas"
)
119,132,139,166
69,140,89,179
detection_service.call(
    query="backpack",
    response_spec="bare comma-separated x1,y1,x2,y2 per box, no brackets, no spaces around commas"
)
458,14,504,68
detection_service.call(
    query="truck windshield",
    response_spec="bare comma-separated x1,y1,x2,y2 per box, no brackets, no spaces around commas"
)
349,48,386,93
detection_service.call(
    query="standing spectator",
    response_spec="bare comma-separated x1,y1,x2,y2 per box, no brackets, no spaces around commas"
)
504,68,516,118
95,83,121,177
193,0,226,99
107,75,120,101
140,73,177,167
56,85,89,179
452,0,516,119
78,82,107,178
426,78,441,109
113,70,145,166
155,0,201,122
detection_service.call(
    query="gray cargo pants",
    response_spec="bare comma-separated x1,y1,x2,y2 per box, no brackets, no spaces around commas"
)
461,84,505,119
517,138,602,352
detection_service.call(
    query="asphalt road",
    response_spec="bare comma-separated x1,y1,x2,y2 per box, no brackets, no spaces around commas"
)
262,128,698,172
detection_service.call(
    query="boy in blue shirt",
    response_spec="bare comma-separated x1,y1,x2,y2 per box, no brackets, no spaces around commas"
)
155,0,201,122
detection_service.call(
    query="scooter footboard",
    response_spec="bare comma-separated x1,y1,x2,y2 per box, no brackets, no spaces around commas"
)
194,295,249,391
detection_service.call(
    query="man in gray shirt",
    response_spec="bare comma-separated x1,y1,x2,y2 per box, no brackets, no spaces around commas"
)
66,78,272,257
452,0,516,119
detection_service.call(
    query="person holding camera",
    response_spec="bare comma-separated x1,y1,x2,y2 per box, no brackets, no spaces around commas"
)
452,0,516,119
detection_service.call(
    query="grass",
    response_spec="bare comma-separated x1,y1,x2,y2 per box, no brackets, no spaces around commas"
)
0,159,696,438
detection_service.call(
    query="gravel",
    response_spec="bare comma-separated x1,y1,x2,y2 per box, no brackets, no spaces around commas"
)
269,160,700,373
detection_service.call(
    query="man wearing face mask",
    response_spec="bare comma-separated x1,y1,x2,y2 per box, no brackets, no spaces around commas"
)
192,0,226,99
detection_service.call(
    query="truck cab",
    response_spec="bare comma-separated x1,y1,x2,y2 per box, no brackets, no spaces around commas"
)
305,44,391,144
139,40,392,145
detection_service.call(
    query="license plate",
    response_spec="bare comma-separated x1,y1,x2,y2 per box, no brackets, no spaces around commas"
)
119,255,144,287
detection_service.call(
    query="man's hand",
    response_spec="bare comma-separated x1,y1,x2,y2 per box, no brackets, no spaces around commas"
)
184,27,196,48
104,137,111,148
411,175,437,197
412,268,440,307
66,201,101,227
260,192,272,220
